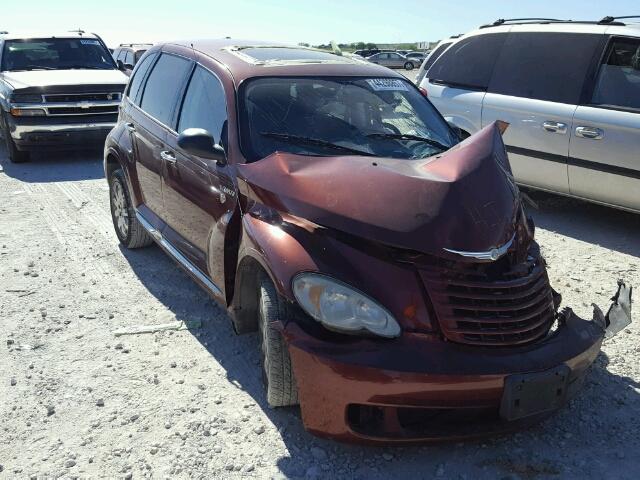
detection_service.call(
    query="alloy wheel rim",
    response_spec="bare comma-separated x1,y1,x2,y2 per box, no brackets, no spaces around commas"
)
111,181,129,238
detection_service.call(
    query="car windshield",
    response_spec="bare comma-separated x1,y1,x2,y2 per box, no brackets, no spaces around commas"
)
239,77,457,162
1,38,115,71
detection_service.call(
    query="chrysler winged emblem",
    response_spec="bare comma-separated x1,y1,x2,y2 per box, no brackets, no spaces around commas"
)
443,233,515,261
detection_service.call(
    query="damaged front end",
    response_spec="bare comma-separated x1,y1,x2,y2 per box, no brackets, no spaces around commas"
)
235,121,633,441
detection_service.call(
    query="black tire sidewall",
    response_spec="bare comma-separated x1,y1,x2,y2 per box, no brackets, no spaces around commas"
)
404,62,414,70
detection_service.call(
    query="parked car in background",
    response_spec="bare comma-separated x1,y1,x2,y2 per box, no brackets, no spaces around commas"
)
353,48,381,57
112,43,152,76
104,38,631,443
405,51,426,63
420,17,640,213
0,30,127,162
367,51,416,70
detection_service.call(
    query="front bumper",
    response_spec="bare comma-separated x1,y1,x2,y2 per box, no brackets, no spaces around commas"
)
6,114,116,149
285,283,632,444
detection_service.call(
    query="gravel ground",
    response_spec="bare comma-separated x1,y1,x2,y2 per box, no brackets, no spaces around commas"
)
0,144,638,480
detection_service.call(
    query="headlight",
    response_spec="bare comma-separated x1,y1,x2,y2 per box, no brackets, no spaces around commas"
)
292,273,401,338
10,108,46,117
9,93,43,103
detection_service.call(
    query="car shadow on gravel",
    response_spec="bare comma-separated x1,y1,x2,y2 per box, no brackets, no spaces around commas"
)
524,190,640,258
118,242,640,479
0,145,104,183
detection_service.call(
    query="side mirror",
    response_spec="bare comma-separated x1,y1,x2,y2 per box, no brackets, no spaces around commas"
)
116,59,125,70
123,63,134,70
178,128,227,165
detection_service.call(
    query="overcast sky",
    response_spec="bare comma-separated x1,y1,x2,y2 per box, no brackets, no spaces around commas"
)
3,0,637,47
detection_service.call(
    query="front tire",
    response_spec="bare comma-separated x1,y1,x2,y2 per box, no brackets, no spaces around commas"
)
1,113,29,163
404,61,414,71
109,168,153,249
258,273,298,407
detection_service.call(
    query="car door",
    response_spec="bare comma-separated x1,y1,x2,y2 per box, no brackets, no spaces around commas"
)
569,35,640,212
128,52,192,226
423,31,507,136
388,53,403,67
369,53,383,65
481,28,606,194
162,64,235,294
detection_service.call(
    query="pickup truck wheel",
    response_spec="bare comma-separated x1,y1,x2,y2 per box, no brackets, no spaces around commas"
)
1,113,30,163
404,61,414,71
258,273,298,407
109,169,153,249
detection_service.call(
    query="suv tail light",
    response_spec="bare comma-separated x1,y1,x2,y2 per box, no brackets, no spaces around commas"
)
419,87,428,97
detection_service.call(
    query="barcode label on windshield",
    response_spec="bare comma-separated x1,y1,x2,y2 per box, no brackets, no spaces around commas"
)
80,39,100,45
366,79,408,91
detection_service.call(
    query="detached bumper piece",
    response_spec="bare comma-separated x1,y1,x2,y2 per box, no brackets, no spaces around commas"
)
593,280,633,339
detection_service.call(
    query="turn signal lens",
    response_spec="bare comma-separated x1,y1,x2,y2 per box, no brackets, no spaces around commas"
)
10,108,46,117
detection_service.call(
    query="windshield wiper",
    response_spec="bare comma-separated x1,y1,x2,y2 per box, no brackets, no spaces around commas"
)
366,132,450,152
260,132,375,157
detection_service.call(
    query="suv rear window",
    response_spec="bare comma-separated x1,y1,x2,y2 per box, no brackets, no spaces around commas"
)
140,53,192,127
488,32,603,104
422,42,451,72
427,33,507,89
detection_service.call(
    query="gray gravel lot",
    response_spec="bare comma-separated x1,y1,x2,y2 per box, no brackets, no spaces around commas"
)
0,141,638,479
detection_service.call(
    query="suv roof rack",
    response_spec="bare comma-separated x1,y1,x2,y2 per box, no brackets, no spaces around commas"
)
599,15,640,24
480,17,630,28
119,43,153,47
68,29,86,35
0,31,8,35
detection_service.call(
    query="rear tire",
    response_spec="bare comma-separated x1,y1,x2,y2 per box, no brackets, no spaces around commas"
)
404,61,414,71
1,112,29,163
258,273,298,407
109,168,153,249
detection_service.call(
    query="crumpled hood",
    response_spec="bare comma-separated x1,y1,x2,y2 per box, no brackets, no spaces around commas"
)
1,69,127,90
237,122,520,256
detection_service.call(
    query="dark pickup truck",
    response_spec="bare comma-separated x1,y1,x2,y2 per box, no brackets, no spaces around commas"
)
0,31,127,162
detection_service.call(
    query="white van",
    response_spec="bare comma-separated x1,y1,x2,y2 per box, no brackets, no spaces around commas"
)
419,17,640,213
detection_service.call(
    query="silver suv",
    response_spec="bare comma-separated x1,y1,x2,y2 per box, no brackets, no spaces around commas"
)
419,17,640,213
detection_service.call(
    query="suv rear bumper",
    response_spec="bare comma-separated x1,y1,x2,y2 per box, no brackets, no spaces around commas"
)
6,114,116,149
284,284,631,444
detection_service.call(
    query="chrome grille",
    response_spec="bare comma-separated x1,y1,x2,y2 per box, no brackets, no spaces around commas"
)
420,249,556,346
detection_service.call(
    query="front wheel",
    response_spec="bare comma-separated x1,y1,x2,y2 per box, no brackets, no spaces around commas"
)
109,168,153,249
258,273,298,407
404,62,415,71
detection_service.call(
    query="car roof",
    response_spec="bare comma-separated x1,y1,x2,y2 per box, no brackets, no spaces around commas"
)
0,31,100,41
471,19,640,36
166,39,405,83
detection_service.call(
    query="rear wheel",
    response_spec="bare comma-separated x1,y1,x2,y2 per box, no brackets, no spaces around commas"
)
257,273,298,407
404,61,414,71
1,112,29,163
109,168,153,249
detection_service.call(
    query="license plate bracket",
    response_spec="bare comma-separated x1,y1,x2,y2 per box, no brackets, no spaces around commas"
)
500,365,570,421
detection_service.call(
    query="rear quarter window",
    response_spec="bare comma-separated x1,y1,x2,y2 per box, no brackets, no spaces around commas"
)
427,33,507,89
488,32,604,104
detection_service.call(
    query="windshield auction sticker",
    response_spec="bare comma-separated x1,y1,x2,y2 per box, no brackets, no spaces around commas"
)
80,39,100,45
366,78,408,91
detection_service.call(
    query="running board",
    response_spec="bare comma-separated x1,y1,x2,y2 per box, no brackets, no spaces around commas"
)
135,210,223,298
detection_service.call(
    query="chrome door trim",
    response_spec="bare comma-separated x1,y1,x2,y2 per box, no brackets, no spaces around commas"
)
575,126,604,140
135,210,223,297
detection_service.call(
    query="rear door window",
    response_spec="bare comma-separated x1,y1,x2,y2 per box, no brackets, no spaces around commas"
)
488,32,603,104
427,33,507,89
140,53,192,127
127,52,157,105
177,66,227,143
591,37,640,110
124,50,134,66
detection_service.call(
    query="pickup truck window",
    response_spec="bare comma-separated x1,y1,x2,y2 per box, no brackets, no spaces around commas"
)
1,38,115,71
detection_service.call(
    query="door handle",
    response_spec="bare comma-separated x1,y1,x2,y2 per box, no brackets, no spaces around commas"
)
575,126,604,140
542,121,567,134
160,150,177,164
124,122,136,132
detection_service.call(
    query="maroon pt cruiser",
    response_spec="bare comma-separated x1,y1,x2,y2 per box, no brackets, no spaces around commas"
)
104,39,632,443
